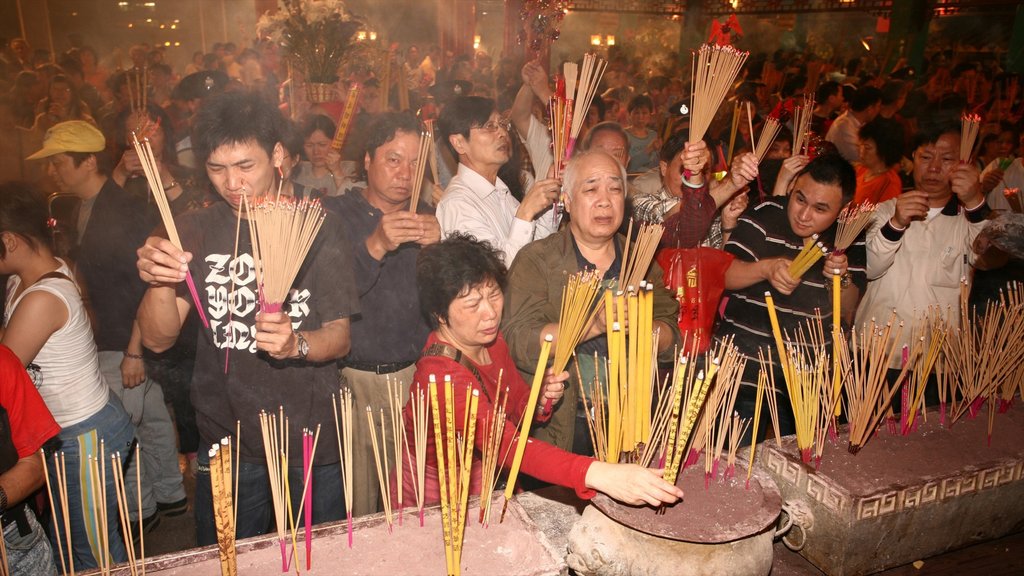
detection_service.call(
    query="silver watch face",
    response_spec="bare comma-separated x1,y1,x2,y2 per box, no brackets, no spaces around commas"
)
298,335,310,356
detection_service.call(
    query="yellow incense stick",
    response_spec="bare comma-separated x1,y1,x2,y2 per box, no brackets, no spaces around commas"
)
502,335,553,520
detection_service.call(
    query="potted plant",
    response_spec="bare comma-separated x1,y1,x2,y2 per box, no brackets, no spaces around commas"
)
258,0,363,103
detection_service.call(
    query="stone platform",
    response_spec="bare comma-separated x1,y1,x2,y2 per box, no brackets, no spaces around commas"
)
760,407,1024,576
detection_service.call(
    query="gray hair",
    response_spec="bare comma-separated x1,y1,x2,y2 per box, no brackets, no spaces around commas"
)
561,149,628,202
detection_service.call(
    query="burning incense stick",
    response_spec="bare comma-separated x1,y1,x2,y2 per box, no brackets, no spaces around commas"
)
790,96,815,156
1004,188,1022,213
960,113,981,164
209,440,238,576
427,376,455,575
502,335,553,522
131,134,208,329
689,44,749,145
752,115,783,164
845,315,909,453
408,130,433,213
548,54,608,175
110,452,138,576
834,202,876,254
288,426,320,570
366,408,394,531
479,374,508,526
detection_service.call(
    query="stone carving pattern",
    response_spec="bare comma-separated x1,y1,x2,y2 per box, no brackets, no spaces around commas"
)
857,462,1022,520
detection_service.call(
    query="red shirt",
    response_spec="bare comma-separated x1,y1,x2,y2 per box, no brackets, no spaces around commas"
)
401,333,595,504
0,345,60,459
854,165,902,206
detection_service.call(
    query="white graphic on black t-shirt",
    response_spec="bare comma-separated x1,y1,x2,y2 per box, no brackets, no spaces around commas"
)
204,252,311,352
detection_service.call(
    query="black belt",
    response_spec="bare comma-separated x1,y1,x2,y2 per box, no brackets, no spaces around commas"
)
344,359,415,375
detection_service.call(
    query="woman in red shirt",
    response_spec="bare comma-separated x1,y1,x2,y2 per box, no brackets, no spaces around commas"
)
400,233,684,507
853,117,905,205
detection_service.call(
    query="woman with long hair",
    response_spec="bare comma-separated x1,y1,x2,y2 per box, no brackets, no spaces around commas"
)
0,182,134,569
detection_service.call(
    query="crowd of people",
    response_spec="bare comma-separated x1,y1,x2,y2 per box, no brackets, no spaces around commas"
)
0,28,1019,573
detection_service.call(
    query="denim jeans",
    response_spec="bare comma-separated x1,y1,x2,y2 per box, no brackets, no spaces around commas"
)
47,395,135,570
4,507,57,576
194,446,346,546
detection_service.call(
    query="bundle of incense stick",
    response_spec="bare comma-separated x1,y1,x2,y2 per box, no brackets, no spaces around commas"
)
943,285,1024,436
428,376,479,576
764,296,842,464
726,100,741,163
244,194,326,312
960,113,982,163
258,409,290,571
86,442,111,575
662,357,716,485
331,83,362,152
408,130,432,213
689,43,749,144
745,363,777,489
131,134,209,329
901,319,946,435
331,390,356,546
402,384,429,527
424,120,441,190
788,235,828,280
751,114,783,163
366,407,395,531
843,314,909,453
502,336,552,522
791,96,815,156
695,342,745,482
41,450,74,576
126,67,147,115
478,371,508,526
208,439,237,576
1004,188,1022,213
833,202,876,254
756,349,784,448
548,54,608,175
619,220,665,290
603,285,660,457
552,270,604,376
724,412,751,479
110,447,146,576
287,426,320,571
386,378,406,526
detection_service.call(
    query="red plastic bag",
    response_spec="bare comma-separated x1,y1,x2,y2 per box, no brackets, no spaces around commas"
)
656,247,734,354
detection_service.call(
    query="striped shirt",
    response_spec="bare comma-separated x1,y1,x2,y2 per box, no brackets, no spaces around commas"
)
716,199,867,377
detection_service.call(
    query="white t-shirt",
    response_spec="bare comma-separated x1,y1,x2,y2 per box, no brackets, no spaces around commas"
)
4,260,108,427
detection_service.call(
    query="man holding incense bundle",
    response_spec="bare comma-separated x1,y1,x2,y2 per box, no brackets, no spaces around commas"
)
503,151,681,454
717,154,867,439
136,90,358,545
402,233,684,507
437,95,561,266
326,112,441,517
856,120,992,371
28,120,187,532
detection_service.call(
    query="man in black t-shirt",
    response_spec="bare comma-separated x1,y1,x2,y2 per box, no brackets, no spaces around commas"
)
716,154,866,441
136,90,359,545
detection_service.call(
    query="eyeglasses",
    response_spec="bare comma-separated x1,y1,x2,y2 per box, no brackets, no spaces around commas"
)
473,119,511,133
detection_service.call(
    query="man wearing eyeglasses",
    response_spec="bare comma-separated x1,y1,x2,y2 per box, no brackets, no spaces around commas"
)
436,95,561,266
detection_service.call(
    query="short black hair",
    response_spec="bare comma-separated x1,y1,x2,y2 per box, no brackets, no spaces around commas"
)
68,150,113,177
815,81,841,102
659,128,690,164
365,112,421,160
298,113,336,141
858,117,905,167
192,89,285,166
437,95,495,158
416,232,508,330
848,86,882,113
0,181,50,257
912,119,959,152
627,94,653,113
794,153,856,205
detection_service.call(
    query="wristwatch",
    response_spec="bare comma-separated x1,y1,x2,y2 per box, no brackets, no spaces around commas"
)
295,331,310,360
